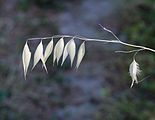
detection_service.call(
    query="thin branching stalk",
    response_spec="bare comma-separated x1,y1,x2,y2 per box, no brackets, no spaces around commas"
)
115,49,144,54
28,35,118,43
27,27,155,53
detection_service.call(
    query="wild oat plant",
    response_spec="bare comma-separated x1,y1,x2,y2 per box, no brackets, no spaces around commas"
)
22,25,155,88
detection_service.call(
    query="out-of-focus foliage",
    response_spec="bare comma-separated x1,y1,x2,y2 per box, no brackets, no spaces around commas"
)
124,0,155,47
1,0,155,119
18,0,65,11
105,0,155,119
124,0,155,91
18,0,80,11
95,1,155,120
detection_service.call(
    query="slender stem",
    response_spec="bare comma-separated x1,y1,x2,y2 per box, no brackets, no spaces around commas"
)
115,49,144,53
119,41,155,53
28,35,119,43
99,24,120,41
133,49,145,60
27,27,155,53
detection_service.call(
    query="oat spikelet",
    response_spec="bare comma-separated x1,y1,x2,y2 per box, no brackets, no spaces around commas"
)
76,42,85,69
129,59,141,88
44,39,53,63
61,41,69,66
22,42,31,79
67,39,76,67
32,41,47,72
53,38,64,65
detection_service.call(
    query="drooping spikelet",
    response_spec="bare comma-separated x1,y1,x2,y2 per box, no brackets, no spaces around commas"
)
129,59,141,88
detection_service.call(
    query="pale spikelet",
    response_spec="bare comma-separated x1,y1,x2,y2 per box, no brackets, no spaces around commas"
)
67,39,76,66
53,38,64,65
22,42,31,79
32,41,47,72
129,59,141,88
76,42,85,69
61,41,69,66
44,39,53,63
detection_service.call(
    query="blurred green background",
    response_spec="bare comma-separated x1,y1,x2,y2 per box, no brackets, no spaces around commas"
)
0,0,155,120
